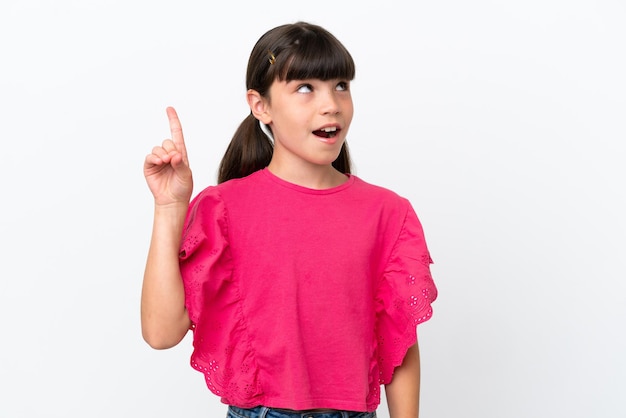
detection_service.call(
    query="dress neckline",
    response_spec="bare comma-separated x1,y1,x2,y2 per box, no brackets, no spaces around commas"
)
260,168,355,195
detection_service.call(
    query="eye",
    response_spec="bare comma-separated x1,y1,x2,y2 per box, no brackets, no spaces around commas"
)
296,84,313,93
336,81,349,91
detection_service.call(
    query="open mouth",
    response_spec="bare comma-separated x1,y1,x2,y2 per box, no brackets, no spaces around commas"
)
313,127,339,139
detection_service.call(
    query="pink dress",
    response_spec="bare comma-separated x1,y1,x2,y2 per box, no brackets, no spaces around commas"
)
179,168,437,412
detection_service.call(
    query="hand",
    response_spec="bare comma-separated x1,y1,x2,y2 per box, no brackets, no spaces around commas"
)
144,107,194,206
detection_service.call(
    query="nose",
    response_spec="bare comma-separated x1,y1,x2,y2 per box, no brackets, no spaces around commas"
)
320,90,341,115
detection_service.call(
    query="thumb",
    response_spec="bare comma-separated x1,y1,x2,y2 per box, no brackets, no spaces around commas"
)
170,152,192,179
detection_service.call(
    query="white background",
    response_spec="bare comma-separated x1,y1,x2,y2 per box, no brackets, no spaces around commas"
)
1,1,625,417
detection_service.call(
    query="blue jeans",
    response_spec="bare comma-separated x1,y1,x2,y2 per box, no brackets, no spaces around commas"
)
227,405,376,418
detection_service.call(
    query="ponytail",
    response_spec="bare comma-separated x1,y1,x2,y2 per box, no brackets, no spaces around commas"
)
218,114,273,184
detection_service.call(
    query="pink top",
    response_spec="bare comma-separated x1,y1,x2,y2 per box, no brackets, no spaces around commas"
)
179,168,436,412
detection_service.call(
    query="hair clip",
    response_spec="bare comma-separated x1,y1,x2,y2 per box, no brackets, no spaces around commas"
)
268,50,276,65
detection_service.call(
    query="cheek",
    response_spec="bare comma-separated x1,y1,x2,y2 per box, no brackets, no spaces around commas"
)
341,98,354,115
343,104,354,123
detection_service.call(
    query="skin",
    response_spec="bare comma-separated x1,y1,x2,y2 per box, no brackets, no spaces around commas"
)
142,80,422,417
386,343,421,418
141,107,192,349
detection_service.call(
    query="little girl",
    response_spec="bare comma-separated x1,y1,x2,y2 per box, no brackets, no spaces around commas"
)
142,21,437,418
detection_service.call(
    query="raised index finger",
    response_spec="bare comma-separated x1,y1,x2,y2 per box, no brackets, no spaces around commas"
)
166,106,188,163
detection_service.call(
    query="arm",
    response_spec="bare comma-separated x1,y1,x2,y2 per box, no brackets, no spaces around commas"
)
141,202,191,349
385,342,421,418
141,107,193,349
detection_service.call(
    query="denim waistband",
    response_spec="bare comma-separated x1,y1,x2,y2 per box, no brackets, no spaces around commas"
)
227,405,376,418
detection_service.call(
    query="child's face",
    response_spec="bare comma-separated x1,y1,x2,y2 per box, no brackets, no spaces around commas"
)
265,77,353,168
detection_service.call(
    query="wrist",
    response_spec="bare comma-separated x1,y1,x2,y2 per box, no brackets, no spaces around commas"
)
154,200,189,213
152,202,189,231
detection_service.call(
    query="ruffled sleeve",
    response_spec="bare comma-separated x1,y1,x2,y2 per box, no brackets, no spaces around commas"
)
375,202,437,384
178,187,232,327
178,188,261,404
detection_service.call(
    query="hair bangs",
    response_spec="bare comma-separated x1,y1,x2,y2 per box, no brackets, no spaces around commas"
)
277,31,355,82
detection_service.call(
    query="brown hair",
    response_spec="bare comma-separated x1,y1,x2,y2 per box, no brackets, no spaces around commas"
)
218,22,356,184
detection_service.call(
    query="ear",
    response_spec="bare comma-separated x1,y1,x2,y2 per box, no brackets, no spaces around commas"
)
247,89,272,124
